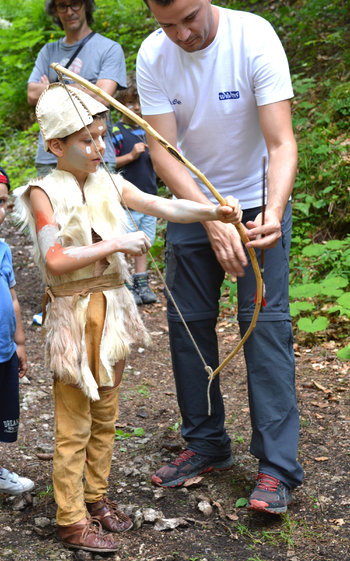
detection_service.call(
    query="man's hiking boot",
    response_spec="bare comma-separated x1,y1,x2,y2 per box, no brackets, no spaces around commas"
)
248,473,293,514
152,449,233,487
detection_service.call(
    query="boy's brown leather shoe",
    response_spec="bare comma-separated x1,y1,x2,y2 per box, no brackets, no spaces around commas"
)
57,517,118,552
86,496,133,532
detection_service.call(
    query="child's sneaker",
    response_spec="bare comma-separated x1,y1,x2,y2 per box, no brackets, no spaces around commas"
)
248,473,292,514
32,311,43,325
0,467,34,495
133,273,157,304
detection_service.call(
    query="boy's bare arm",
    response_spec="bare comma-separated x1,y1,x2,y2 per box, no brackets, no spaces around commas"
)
122,180,242,224
29,186,151,275
10,288,27,378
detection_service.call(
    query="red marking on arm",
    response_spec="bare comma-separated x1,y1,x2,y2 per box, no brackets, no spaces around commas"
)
46,243,64,259
35,210,55,233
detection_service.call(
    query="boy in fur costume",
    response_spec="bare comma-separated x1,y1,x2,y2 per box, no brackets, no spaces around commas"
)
19,82,242,553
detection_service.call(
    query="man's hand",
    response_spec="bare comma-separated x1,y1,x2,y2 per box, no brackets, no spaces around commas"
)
40,74,50,87
204,221,248,276
245,209,282,249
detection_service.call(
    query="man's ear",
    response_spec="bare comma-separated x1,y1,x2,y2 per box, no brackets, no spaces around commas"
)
47,138,65,157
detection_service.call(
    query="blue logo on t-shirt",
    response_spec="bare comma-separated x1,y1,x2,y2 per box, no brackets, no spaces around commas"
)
218,91,240,100
170,98,182,105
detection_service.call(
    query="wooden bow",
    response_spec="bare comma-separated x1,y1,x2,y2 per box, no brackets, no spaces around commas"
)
50,62,263,378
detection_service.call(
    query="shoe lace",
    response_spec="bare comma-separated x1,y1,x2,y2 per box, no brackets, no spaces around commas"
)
102,497,131,522
256,473,280,491
172,449,196,467
82,516,104,539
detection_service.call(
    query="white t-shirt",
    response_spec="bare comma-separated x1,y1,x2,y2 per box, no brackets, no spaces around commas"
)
137,8,293,209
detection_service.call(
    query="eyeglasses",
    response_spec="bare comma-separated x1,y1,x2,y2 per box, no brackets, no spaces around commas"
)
55,0,83,14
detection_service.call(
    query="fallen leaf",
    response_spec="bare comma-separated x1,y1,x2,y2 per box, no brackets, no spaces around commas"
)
330,518,345,526
226,513,239,521
154,517,189,531
314,456,329,462
183,476,204,487
311,401,329,408
212,500,226,520
312,380,331,393
36,453,53,461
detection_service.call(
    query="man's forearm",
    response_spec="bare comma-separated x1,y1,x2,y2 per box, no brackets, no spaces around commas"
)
266,140,297,222
27,82,47,106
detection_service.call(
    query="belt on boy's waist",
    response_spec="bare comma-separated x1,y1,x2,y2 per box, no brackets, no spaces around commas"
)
41,273,125,326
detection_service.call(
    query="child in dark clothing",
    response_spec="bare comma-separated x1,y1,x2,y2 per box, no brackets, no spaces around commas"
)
0,166,34,496
113,75,158,305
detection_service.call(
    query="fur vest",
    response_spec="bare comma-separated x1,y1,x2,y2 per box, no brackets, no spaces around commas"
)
20,168,150,400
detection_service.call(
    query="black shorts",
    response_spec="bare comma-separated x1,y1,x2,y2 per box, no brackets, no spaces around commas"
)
0,352,19,443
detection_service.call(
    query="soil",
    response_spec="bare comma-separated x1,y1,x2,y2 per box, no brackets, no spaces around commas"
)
0,218,349,561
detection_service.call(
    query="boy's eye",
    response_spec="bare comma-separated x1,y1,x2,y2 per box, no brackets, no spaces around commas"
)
0,198,7,204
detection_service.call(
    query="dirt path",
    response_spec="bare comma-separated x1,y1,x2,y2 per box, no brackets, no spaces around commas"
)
0,218,348,561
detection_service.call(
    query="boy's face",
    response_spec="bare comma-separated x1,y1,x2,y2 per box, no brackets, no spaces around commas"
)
56,118,107,176
0,184,9,226
124,95,141,118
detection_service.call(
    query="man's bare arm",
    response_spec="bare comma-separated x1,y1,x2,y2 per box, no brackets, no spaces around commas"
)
246,100,297,249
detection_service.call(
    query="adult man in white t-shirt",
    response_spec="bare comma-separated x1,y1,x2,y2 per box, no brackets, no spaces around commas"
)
137,0,303,514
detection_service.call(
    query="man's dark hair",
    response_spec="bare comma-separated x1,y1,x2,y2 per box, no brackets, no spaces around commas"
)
45,0,96,29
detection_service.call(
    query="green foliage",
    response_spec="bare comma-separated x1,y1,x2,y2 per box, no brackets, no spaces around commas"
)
235,497,248,508
115,427,145,440
0,124,38,189
0,0,62,132
337,344,350,361
220,277,238,312
290,237,349,350
93,0,156,71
